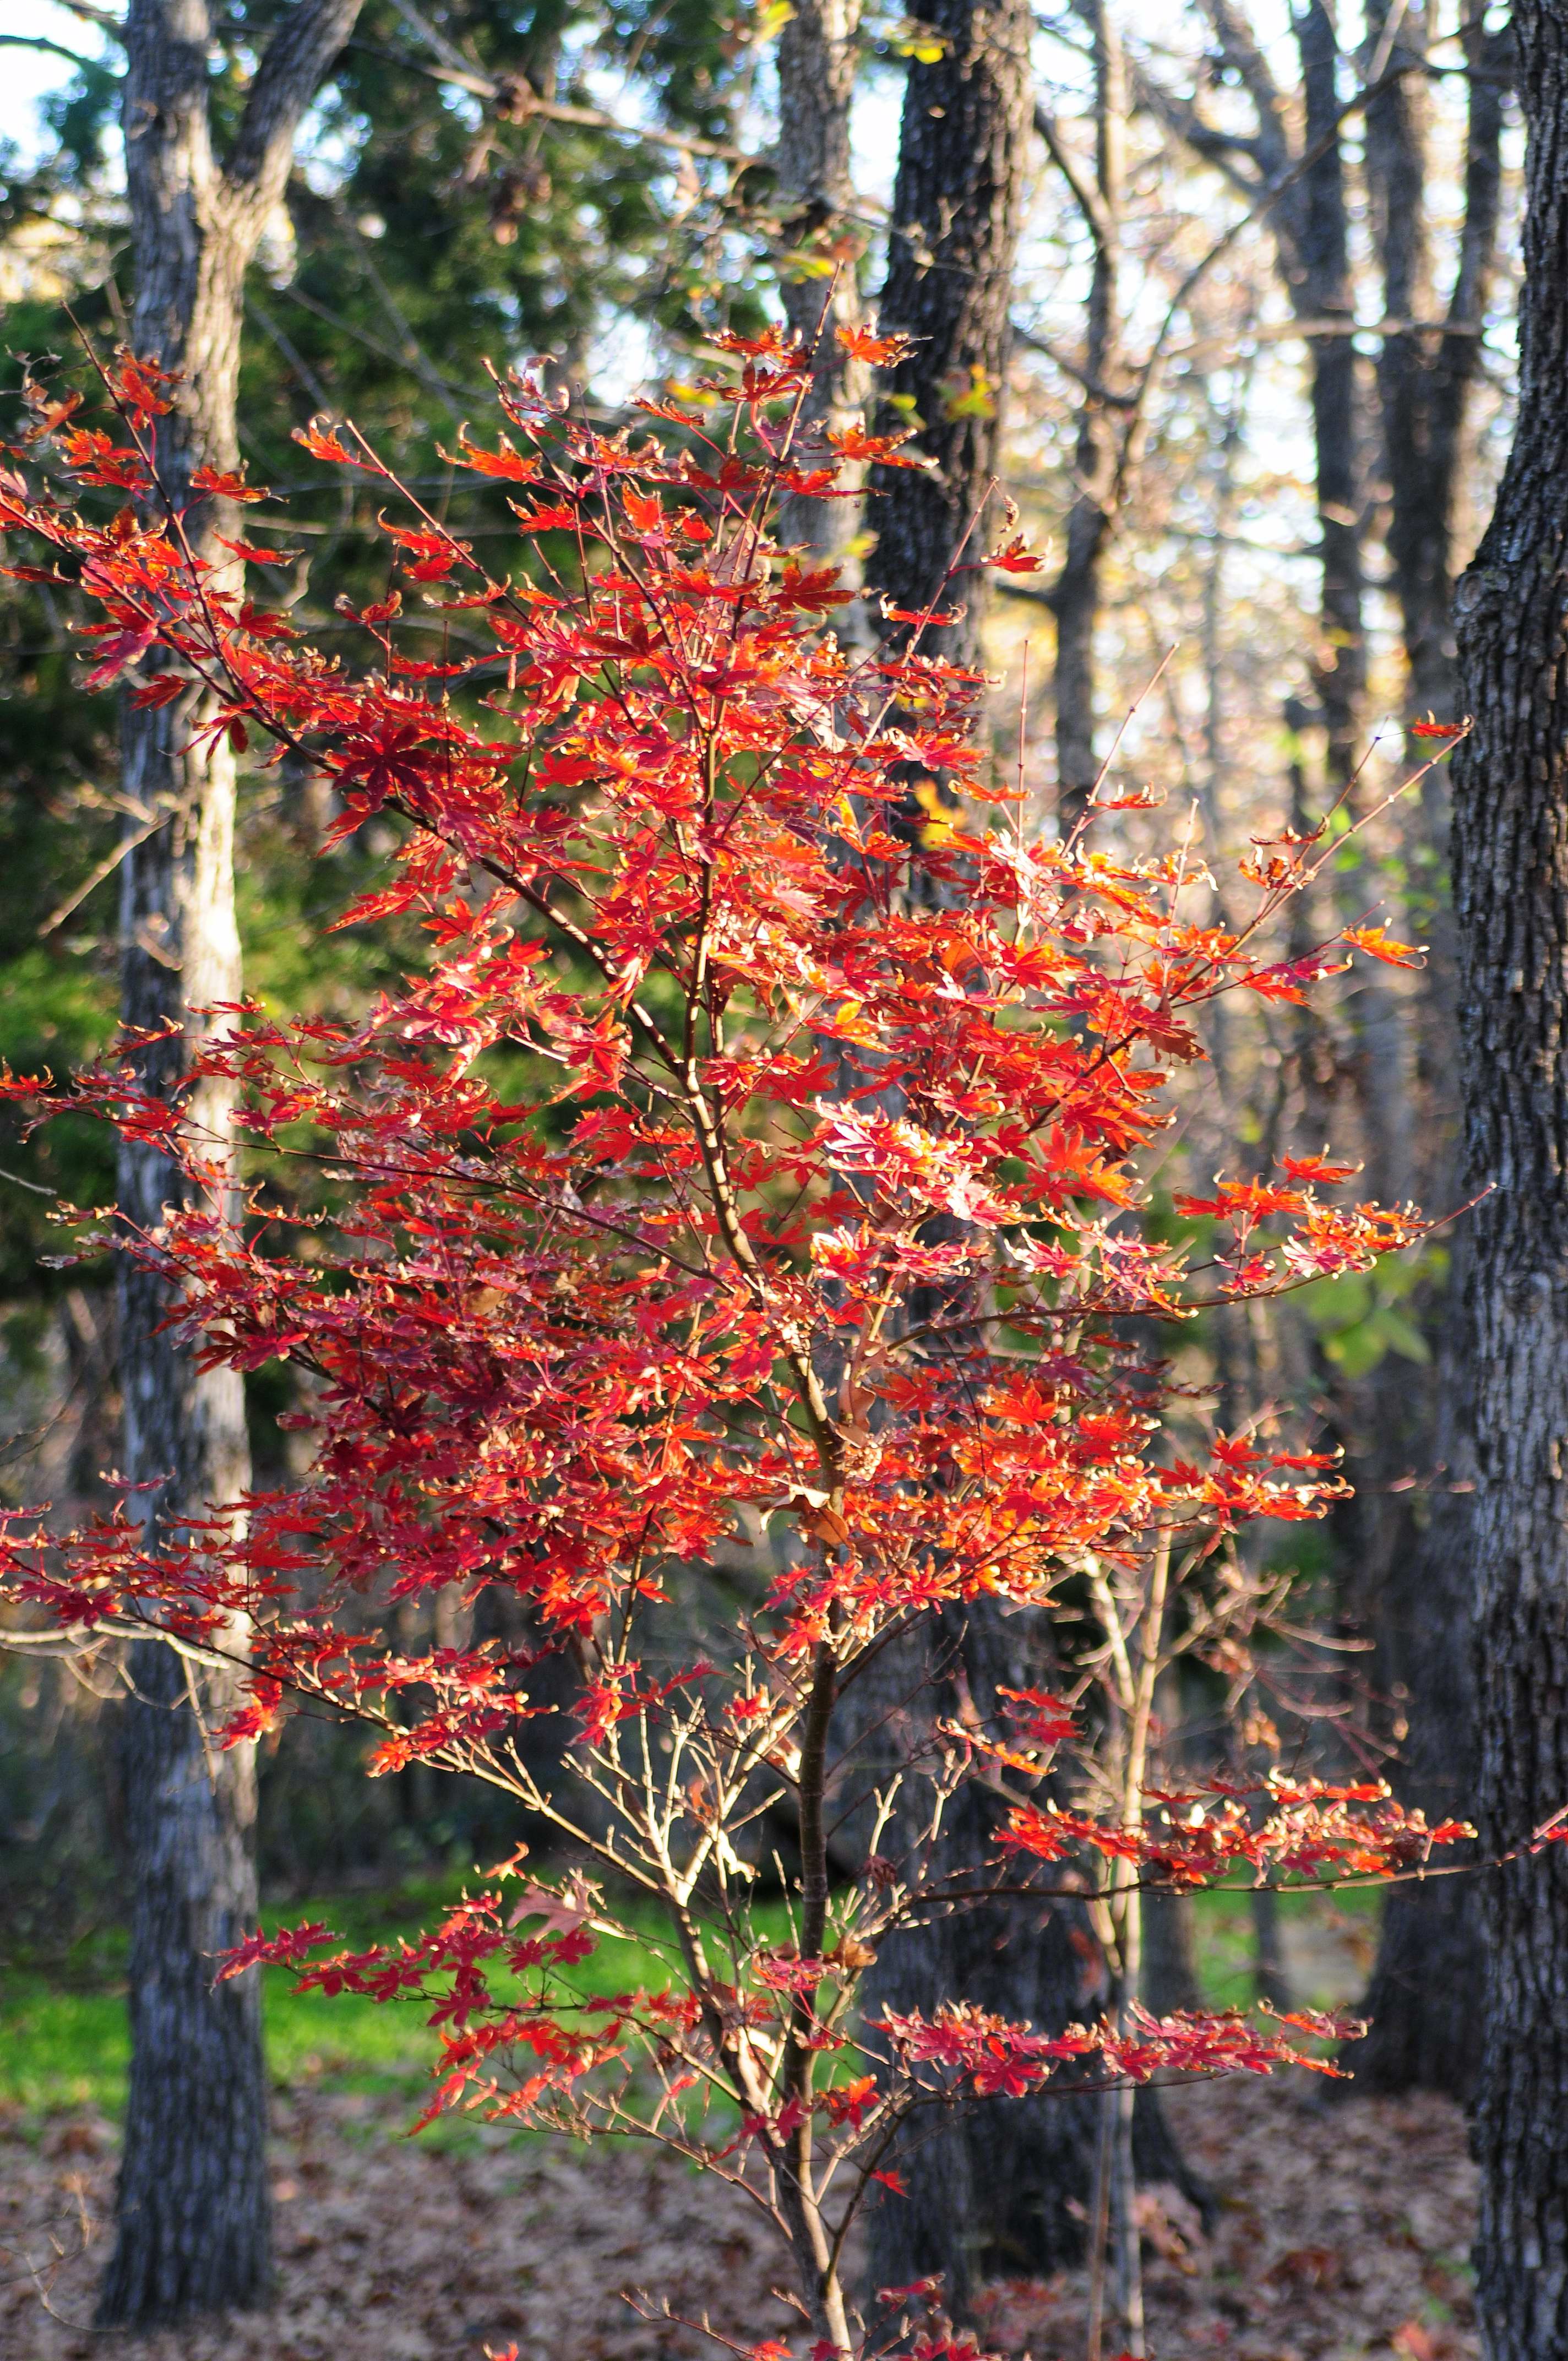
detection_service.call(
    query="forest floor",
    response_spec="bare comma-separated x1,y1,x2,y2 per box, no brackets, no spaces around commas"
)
0,2067,1477,2361
0,1886,1476,2361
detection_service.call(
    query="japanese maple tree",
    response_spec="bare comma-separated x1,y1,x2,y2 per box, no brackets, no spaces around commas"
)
0,337,1472,2356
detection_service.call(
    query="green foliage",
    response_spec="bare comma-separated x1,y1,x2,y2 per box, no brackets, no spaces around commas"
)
1296,1248,1441,1379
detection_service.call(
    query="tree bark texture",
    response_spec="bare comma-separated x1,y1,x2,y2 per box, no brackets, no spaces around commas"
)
859,1609,1103,2318
858,18,1090,2308
774,0,870,583
1352,0,1506,2106
1451,3,1568,2341
1341,1341,1479,2099
99,0,363,2325
858,1609,1206,2314
1182,0,1366,789
867,0,1032,666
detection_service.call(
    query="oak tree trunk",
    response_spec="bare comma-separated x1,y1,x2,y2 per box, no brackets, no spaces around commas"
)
856,3,1057,2314
1341,1324,1479,2099
1352,0,1506,2103
99,0,362,2322
1451,2,1568,2339
859,1610,1102,2318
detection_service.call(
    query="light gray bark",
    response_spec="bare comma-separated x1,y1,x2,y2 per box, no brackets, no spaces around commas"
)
774,0,870,585
99,0,364,2324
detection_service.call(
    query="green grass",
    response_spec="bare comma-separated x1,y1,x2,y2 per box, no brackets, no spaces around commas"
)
0,1872,1382,2124
0,1870,783,2121
0,1874,467,2116
1180,1879,1381,2011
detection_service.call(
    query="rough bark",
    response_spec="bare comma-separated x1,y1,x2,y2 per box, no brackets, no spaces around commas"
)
857,8,1075,2313
1142,1670,1202,2018
1341,1321,1479,2099
1180,0,1381,1173
858,1612,1212,2320
867,0,1033,666
860,13,1215,2309
1351,0,1507,2102
774,0,870,584
1450,4,1568,2341
98,0,364,2325
1141,1890,1202,2017
858,1610,1103,2316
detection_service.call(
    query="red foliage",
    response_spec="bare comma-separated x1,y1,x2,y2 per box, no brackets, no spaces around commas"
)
0,340,1472,2352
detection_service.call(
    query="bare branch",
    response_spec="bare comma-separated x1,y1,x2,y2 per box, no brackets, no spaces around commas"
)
1012,317,1138,406
1034,99,1115,253
374,0,750,163
224,0,366,215
0,32,99,68
48,0,123,32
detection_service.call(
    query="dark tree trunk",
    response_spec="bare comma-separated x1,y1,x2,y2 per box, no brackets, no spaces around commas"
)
867,0,1032,666
1142,1891,1202,2017
1369,0,1507,726
1341,1334,1479,2099
859,18,1215,2314
859,1614,1210,2316
99,0,363,2325
1141,1677,1202,2019
1351,0,1507,2103
1451,5,1568,2341
1179,0,1366,791
1294,0,1364,800
859,1610,1102,2318
857,9,1079,2316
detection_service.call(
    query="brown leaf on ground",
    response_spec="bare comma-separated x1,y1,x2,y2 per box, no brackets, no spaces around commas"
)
0,2073,1475,2361
0,2083,799,2361
975,2074,1477,2361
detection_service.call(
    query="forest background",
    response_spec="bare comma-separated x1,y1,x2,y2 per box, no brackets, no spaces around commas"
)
0,0,1546,2353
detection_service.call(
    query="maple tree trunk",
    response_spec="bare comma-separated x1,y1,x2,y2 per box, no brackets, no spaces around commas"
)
100,0,362,2322
867,0,1032,665
1450,2,1568,2340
